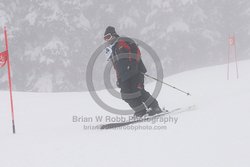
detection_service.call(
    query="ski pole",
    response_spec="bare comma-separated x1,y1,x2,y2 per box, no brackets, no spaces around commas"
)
141,73,191,96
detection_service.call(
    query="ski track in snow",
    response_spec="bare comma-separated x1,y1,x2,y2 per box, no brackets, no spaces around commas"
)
0,60,250,167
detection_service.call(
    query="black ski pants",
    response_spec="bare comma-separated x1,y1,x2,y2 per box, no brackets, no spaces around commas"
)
119,74,159,114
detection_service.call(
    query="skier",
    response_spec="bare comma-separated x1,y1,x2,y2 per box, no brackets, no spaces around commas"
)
104,26,163,117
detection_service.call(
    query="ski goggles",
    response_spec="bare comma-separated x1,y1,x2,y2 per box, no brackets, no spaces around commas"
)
104,33,113,41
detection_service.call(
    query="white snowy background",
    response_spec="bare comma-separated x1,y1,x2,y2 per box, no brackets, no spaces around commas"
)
0,60,249,167
0,0,250,167
0,0,250,91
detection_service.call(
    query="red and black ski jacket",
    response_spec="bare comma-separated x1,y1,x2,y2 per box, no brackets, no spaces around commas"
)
110,37,147,82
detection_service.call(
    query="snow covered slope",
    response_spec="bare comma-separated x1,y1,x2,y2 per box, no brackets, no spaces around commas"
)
0,60,249,167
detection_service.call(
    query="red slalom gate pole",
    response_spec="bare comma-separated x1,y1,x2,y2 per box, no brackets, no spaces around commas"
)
4,27,16,134
227,34,239,80
233,33,239,79
227,35,230,80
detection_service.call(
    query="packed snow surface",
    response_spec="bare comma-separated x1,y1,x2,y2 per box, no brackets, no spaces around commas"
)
0,60,249,167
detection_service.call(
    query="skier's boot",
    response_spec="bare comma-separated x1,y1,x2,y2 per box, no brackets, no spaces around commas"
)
133,110,147,118
148,106,163,116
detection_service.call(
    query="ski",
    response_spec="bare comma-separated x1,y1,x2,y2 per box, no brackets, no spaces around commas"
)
99,105,196,129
